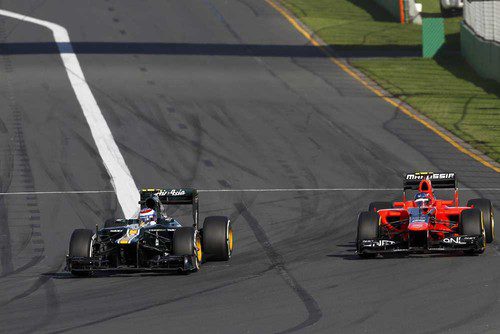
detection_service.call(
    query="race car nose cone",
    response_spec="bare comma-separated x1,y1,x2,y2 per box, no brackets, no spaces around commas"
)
408,222,428,231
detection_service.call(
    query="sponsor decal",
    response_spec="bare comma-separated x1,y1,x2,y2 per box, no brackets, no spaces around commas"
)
442,237,466,245
110,229,123,233
406,173,455,180
362,240,396,247
148,229,166,232
158,189,186,196
409,222,427,229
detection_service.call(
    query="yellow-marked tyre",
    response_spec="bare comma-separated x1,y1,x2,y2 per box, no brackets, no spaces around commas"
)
195,234,203,270
203,216,232,261
467,198,495,243
460,208,485,255
173,227,200,272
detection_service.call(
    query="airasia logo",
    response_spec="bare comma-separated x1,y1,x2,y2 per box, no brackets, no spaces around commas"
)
158,189,186,196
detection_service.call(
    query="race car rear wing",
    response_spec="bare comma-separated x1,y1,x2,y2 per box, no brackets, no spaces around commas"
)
403,172,456,190
140,188,198,204
139,188,199,228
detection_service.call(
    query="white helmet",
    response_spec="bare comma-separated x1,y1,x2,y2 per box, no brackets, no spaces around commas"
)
139,208,157,224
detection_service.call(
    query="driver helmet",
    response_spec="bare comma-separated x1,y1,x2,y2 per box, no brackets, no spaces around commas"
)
414,192,431,208
139,208,157,225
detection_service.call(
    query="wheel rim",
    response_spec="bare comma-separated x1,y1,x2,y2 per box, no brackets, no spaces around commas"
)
196,236,202,267
491,208,495,239
228,228,234,254
89,234,96,258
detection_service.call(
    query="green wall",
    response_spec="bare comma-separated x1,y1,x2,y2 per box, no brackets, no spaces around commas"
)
374,0,402,20
461,23,500,84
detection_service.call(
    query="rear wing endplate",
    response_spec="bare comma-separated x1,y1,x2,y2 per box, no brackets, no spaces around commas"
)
404,172,456,190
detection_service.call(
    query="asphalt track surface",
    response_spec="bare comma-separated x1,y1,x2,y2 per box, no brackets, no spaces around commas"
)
0,1,499,333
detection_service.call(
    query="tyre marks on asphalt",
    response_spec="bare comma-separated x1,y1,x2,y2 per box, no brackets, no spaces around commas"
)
0,19,59,333
235,202,322,333
0,23,44,279
49,266,274,334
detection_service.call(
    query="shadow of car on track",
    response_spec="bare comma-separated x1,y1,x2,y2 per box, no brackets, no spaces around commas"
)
41,271,187,279
327,242,478,260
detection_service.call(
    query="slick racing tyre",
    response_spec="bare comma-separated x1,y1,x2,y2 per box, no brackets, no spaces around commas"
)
173,227,202,272
356,211,380,259
69,229,94,276
467,198,495,243
202,216,233,261
460,208,485,255
368,201,392,212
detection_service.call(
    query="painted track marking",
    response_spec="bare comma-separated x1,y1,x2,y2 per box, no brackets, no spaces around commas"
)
264,0,500,173
0,190,115,196
0,188,498,196
0,9,139,217
199,188,500,192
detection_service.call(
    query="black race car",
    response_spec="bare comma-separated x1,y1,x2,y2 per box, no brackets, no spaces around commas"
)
66,188,233,276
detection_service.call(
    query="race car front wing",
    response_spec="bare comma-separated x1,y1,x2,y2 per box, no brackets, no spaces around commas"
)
358,234,485,254
66,254,198,273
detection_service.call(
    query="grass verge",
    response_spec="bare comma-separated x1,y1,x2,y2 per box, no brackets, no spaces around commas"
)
281,0,500,163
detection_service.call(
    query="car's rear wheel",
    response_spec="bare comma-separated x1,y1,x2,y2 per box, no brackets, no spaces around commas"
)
460,208,485,255
69,229,94,276
173,227,201,272
467,198,494,243
202,216,233,261
356,211,380,259
368,201,392,212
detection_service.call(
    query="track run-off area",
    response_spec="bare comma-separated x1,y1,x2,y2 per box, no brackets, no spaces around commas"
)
0,1,498,333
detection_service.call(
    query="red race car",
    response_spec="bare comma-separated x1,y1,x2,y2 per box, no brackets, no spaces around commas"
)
356,172,495,257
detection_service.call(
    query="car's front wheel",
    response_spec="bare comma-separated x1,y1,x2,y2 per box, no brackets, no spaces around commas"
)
69,229,94,276
173,227,201,272
467,198,494,243
356,211,380,259
460,208,485,255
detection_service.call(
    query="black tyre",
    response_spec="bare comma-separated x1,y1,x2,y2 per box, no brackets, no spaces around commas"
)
467,198,494,243
203,216,233,261
104,219,127,228
173,227,201,271
356,211,380,259
460,209,483,236
460,209,485,255
69,229,94,276
368,201,392,212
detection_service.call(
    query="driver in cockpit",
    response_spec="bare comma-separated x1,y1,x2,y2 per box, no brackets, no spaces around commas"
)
413,192,436,214
139,208,157,226
139,207,182,228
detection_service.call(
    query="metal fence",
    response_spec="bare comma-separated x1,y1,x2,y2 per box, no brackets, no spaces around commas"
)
463,0,500,43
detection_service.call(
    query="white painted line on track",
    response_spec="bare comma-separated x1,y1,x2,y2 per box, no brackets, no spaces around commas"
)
199,188,401,192
198,188,500,192
0,188,498,196
0,190,115,196
0,9,138,217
